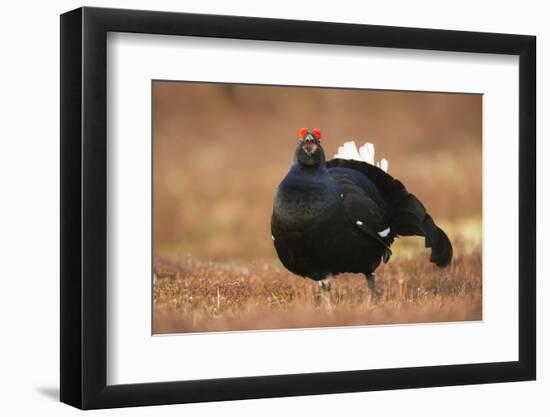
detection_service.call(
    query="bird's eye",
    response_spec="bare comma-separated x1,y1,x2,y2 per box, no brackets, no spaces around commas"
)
299,128,308,140
312,129,321,140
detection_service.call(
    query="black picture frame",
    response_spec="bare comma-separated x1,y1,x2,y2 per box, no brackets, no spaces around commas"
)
60,6,536,410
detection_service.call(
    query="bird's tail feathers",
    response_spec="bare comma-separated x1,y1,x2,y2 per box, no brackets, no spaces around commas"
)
426,220,453,267
334,141,388,172
390,196,453,267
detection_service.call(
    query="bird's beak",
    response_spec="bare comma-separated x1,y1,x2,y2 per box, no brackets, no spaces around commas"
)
302,136,318,156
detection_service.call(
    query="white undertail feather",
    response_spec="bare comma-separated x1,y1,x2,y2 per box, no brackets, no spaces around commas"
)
359,142,375,165
334,141,389,172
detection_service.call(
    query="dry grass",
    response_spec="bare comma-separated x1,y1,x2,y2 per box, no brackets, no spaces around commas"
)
153,235,481,334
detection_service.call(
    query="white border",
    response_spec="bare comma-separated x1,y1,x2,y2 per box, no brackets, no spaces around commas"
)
107,33,519,385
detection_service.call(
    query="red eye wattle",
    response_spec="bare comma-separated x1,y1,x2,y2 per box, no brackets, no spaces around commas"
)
299,128,308,139
312,128,321,140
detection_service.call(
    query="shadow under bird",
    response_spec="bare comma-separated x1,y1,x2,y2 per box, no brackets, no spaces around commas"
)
271,128,453,301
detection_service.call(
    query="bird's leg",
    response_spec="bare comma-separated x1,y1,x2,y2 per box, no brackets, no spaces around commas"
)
318,275,333,309
366,273,375,291
366,272,380,301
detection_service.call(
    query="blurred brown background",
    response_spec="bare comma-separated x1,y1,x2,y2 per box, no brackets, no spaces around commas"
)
153,81,481,262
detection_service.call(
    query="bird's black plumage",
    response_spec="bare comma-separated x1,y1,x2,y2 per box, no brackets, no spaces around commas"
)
271,130,452,292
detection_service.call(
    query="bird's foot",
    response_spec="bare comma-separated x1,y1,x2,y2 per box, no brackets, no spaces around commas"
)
318,276,334,311
366,273,381,303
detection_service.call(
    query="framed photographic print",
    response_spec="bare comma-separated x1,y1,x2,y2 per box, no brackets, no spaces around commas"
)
60,6,536,409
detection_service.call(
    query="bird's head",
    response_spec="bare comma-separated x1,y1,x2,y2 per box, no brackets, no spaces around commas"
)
295,128,325,167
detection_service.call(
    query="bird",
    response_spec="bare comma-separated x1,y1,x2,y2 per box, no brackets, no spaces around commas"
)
270,128,453,303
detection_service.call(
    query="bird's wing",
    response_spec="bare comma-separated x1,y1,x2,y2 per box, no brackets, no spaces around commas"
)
330,170,393,262
327,158,453,267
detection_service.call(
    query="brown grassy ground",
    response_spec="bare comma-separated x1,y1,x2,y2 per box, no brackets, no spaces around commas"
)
152,82,482,334
153,227,482,333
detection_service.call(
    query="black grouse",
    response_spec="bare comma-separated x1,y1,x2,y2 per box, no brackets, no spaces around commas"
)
271,128,453,300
